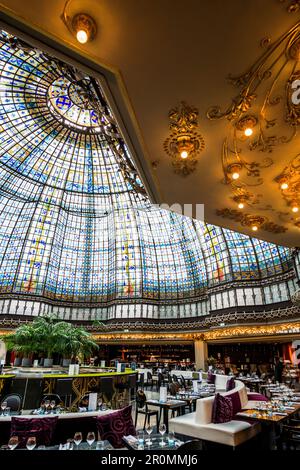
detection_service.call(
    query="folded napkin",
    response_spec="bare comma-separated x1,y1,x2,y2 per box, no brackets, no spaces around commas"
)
124,435,137,443
272,412,288,416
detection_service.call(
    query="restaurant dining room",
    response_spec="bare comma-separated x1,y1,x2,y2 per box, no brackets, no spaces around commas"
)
0,0,299,464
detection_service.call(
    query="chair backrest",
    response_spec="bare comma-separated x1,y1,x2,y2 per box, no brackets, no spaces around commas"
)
172,374,179,382
1,394,22,412
169,382,179,396
136,390,147,409
147,372,152,380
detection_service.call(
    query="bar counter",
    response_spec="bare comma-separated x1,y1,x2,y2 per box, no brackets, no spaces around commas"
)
0,367,137,411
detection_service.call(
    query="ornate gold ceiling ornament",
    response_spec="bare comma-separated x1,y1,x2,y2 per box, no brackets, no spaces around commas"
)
216,208,287,233
163,101,205,176
275,153,300,218
280,0,300,13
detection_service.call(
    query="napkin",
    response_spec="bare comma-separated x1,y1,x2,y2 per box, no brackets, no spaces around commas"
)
124,435,137,443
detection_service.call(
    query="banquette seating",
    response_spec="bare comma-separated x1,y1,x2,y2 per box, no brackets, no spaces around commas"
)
169,375,266,448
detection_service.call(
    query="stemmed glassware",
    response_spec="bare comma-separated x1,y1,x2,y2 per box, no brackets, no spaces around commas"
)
50,400,56,413
44,400,50,414
26,437,36,450
86,432,95,449
97,397,103,411
8,436,19,450
74,432,83,449
159,424,166,446
1,401,7,416
145,424,153,445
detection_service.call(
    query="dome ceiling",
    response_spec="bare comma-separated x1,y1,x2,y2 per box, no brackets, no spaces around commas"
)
1,0,299,245
0,31,292,307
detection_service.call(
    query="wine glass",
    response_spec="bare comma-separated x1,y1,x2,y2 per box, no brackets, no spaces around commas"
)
26,436,36,450
1,401,7,416
50,400,56,413
73,432,82,449
44,400,50,414
8,436,19,450
97,397,103,411
145,424,153,445
159,424,166,446
86,432,95,449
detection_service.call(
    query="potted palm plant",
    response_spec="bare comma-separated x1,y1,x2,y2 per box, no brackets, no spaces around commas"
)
58,324,98,366
32,316,70,367
1,323,40,367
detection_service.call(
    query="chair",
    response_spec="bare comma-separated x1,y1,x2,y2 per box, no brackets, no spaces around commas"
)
135,390,159,431
146,372,154,389
99,377,115,408
1,394,22,414
280,425,300,450
157,372,168,390
54,378,73,409
177,439,203,452
137,372,145,389
168,382,180,396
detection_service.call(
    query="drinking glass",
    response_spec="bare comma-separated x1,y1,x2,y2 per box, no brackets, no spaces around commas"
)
8,436,19,450
86,432,95,449
137,430,145,449
26,437,36,450
1,401,7,416
96,441,105,450
44,400,50,414
73,432,82,449
50,401,56,413
168,431,175,447
159,424,166,446
145,424,153,445
4,407,10,417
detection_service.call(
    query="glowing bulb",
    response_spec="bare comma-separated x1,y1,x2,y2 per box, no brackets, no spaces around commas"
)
292,205,299,213
281,182,289,190
76,29,88,44
232,172,240,180
244,127,253,137
180,150,188,159
238,202,244,209
252,225,258,232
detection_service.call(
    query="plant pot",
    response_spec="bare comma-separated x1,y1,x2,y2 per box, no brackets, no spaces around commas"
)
21,357,32,367
44,358,53,368
39,358,44,366
13,357,22,367
62,358,71,367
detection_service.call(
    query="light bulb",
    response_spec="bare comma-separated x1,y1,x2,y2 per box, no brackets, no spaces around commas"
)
238,202,244,209
292,205,299,213
232,172,240,180
180,150,188,159
244,127,253,137
281,182,289,190
76,29,88,44
251,225,258,232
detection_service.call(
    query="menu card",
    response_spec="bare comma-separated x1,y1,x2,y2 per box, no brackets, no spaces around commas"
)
193,380,199,393
88,392,98,411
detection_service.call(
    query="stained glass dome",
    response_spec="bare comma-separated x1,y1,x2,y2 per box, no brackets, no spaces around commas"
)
0,31,292,311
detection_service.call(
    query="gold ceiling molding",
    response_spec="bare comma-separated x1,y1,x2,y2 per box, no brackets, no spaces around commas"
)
216,208,287,233
92,332,204,342
163,101,205,176
206,17,300,232
204,321,300,341
275,153,300,220
280,0,300,13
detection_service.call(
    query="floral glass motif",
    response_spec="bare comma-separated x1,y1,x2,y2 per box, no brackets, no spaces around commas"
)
0,30,292,306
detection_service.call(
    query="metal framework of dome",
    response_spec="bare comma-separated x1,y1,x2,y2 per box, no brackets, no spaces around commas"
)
0,31,293,314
